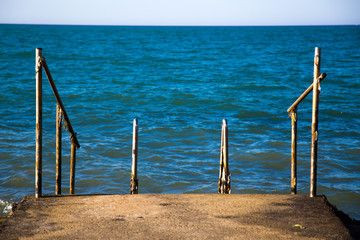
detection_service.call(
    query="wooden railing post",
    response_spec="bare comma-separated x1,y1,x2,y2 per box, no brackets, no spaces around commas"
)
310,47,321,197
218,119,231,194
70,137,77,195
130,119,139,194
56,104,62,195
35,48,43,198
290,107,297,194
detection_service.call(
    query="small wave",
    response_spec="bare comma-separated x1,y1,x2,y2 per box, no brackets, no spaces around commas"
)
0,199,13,217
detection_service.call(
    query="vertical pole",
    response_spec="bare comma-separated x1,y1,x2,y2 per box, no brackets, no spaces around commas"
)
69,138,76,195
218,120,224,193
223,119,229,192
310,47,321,197
35,48,43,198
218,119,231,194
56,104,62,195
291,108,297,194
130,119,139,194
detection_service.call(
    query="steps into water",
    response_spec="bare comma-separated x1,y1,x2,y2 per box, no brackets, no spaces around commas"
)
1,194,358,239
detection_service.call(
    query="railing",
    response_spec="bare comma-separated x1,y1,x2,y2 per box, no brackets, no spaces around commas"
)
35,48,328,198
35,48,80,198
34,48,231,197
129,118,231,195
287,47,327,197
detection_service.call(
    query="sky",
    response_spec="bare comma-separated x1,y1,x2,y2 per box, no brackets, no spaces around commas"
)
0,0,359,26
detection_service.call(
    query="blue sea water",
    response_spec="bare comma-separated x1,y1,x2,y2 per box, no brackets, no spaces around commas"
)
0,24,359,219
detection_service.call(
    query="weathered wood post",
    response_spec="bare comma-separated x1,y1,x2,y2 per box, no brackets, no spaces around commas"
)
70,135,77,195
35,48,43,198
56,104,62,195
218,119,231,194
310,47,321,197
290,107,297,194
130,119,139,194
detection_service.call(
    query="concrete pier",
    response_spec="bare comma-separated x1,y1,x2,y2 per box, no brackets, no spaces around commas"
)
0,194,357,239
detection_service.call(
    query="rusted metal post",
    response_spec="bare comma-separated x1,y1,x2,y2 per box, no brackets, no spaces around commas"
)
70,137,77,195
35,48,43,198
130,119,139,194
290,108,297,194
310,47,321,197
218,119,231,194
56,104,62,195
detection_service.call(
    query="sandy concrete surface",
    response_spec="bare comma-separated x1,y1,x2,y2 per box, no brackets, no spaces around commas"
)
0,194,357,239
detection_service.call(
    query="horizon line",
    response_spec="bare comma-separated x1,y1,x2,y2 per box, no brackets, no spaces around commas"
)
1,22,359,27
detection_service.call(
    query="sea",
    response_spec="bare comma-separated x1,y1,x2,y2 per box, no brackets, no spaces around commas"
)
0,24,359,219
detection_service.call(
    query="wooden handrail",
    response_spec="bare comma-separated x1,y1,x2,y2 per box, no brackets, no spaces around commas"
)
287,73,327,114
39,57,80,149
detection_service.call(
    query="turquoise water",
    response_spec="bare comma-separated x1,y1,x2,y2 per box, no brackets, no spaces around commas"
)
0,25,359,219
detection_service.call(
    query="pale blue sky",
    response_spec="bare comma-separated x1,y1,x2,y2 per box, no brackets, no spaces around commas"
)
0,0,359,26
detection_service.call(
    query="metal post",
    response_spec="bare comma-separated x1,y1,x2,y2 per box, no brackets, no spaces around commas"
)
56,104,62,195
291,108,297,194
310,47,321,197
35,48,43,198
218,119,231,194
70,138,76,195
130,119,139,194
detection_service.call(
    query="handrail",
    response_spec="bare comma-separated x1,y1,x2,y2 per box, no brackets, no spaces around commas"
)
287,73,327,114
35,48,80,198
38,56,80,149
287,47,326,197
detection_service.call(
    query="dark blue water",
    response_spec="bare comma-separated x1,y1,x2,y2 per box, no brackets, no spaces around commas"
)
0,25,359,219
